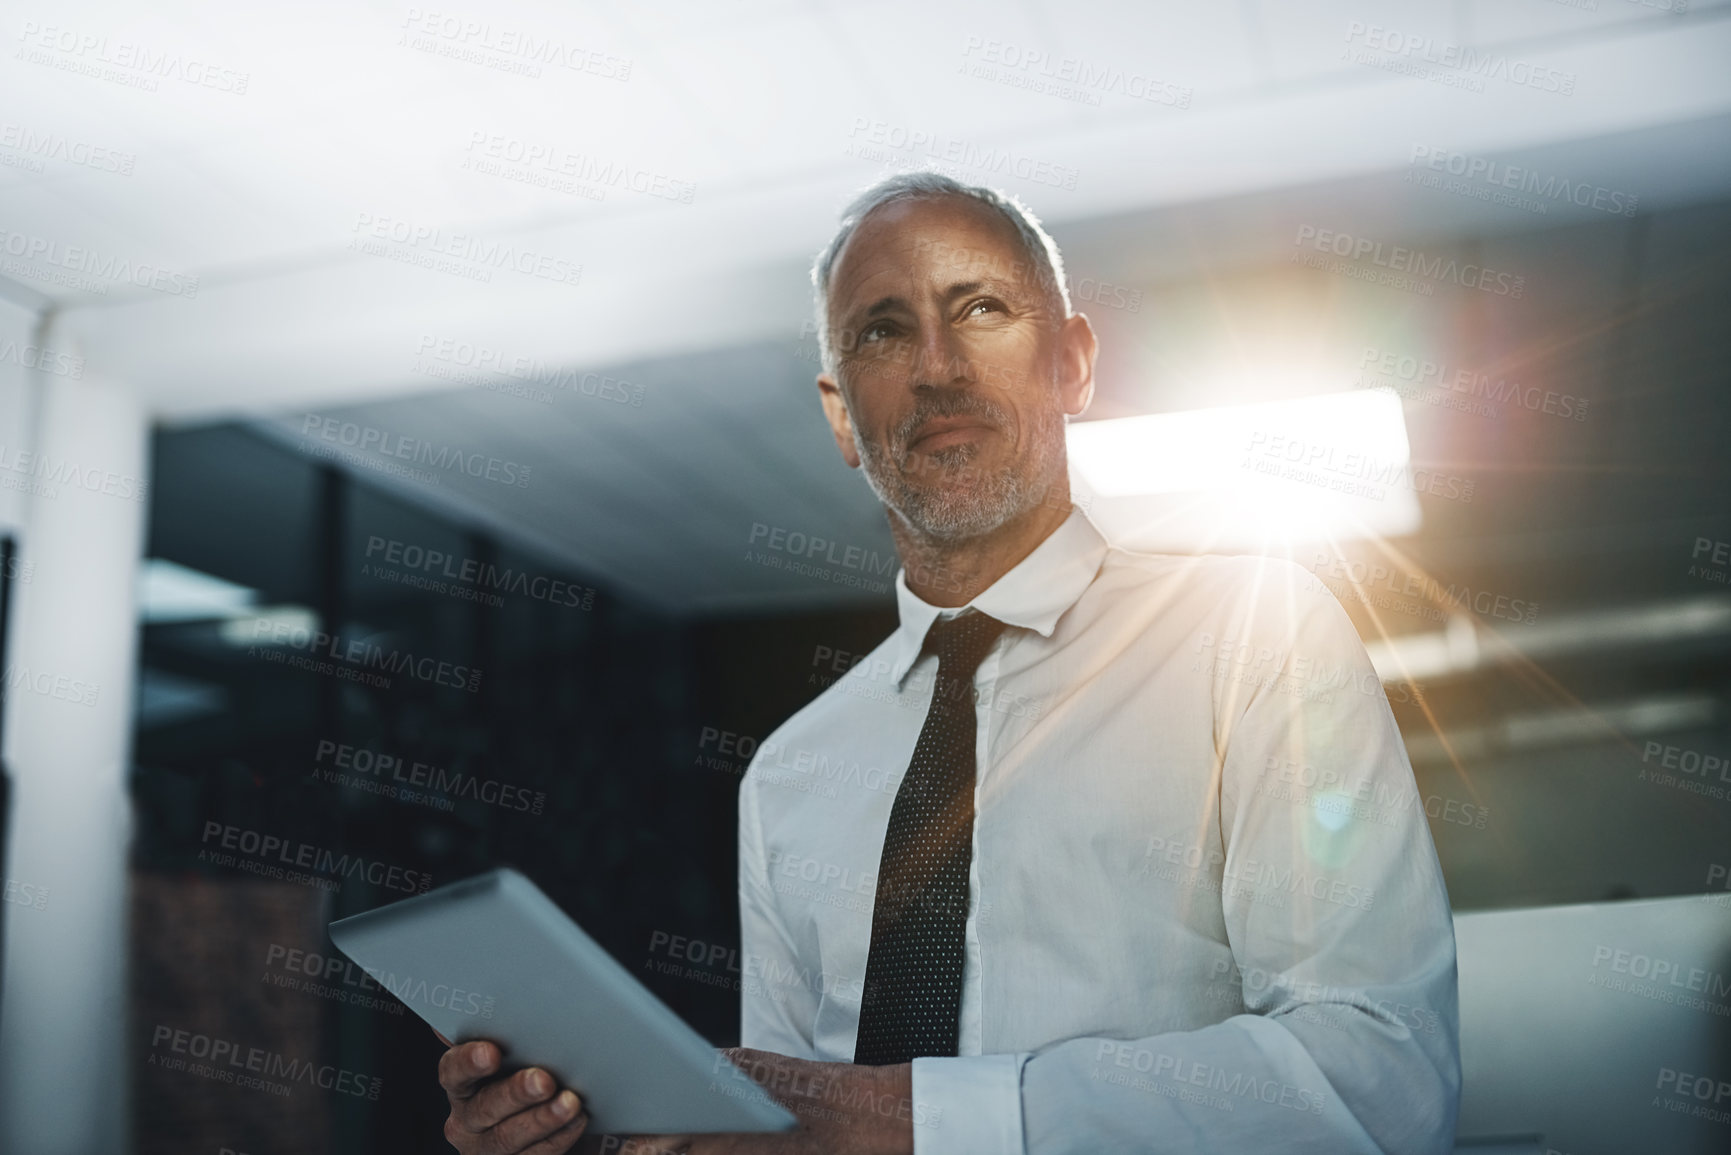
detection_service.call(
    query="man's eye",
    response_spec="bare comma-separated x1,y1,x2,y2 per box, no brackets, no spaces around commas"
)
861,322,895,343
965,299,1004,318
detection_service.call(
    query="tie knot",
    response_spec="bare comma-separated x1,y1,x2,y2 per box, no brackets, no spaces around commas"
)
921,610,1008,680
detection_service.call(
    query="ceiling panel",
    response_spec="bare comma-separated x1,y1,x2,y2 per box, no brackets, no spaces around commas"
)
4,0,1730,611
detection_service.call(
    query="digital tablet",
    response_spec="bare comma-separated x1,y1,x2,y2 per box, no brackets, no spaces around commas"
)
328,867,797,1135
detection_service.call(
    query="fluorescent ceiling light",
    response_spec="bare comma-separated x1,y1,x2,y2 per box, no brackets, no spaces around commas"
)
137,559,327,651
1068,389,1421,550
1365,595,1731,681
1402,691,1718,766
138,558,257,622
219,606,321,647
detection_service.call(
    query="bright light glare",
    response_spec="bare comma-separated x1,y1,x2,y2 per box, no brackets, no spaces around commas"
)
218,606,321,646
1312,793,1355,832
138,558,258,622
1067,389,1422,550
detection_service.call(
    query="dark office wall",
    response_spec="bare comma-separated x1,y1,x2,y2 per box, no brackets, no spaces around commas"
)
130,426,897,1154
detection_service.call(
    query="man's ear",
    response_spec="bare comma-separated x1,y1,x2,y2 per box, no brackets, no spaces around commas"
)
1058,312,1099,418
817,373,862,469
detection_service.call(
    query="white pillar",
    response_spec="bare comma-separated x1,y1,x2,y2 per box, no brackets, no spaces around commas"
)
0,308,146,1155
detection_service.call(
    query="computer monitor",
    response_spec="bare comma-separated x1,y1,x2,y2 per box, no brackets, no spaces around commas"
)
1455,894,1731,1154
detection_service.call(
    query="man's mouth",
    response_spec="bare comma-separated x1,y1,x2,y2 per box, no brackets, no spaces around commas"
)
907,417,995,455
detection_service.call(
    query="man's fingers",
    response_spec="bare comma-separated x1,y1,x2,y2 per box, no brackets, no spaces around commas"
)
458,1067,565,1132
519,1111,590,1155
483,1089,585,1152
439,1040,502,1098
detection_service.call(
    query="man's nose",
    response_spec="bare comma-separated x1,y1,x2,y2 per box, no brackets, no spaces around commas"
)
910,322,970,388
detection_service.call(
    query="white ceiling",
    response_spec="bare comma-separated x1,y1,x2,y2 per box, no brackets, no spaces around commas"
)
6,0,1731,611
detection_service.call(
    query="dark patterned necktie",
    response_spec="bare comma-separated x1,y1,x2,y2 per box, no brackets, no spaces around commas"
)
853,609,1009,1066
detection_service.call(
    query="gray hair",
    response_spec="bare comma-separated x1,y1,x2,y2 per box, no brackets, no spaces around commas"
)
809,172,1071,376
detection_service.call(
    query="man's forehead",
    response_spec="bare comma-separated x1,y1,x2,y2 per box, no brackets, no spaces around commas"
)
830,196,1031,304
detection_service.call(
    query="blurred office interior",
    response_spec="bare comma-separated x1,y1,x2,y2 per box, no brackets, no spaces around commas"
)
0,2,1729,1152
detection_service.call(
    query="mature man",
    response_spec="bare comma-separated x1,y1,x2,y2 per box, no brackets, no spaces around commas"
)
439,172,1460,1154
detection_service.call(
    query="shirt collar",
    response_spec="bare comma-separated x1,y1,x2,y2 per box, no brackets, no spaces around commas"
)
887,506,1109,686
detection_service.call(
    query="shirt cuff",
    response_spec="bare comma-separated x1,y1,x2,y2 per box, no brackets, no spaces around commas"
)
911,1053,1029,1155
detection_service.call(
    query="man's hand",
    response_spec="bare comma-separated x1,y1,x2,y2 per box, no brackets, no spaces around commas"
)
614,1048,915,1155
439,1039,590,1154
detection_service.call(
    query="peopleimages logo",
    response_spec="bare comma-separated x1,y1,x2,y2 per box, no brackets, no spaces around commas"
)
1408,146,1637,218
2,662,100,707
1245,430,1476,504
1690,536,1731,590
1207,960,1444,1037
1293,225,1525,298
1194,632,1426,709
1343,22,1576,95
1091,1041,1328,1115
15,22,252,95
705,1051,946,1130
149,1024,380,1100
412,336,643,406
0,335,83,378
2,877,48,911
0,441,148,502
0,120,135,175
743,522,900,594
349,962,497,1019
748,523,896,576
462,132,693,203
247,616,483,693
1257,756,1491,831
199,820,433,894
312,739,546,815
399,9,633,81
845,117,1080,191
958,36,1193,108
645,930,866,1003
0,226,199,297
364,535,596,610
262,943,404,1016
1356,345,1586,423
299,414,532,489
350,212,583,287
695,726,759,774
1308,550,1538,626
1653,1065,1731,1126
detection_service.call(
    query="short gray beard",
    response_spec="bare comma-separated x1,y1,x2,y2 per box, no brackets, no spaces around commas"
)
855,390,1066,543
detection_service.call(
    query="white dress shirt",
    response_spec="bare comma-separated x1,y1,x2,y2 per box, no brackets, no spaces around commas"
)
737,507,1460,1153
